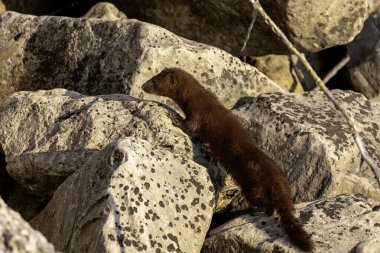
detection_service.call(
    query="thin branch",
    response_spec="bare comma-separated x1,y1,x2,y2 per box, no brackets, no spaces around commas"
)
241,0,258,52
246,1,380,186
322,54,350,84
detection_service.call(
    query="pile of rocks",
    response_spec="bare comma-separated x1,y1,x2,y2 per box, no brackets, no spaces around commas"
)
0,1,379,253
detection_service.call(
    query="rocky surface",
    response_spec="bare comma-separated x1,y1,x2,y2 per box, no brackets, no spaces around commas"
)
355,237,380,253
0,1,380,253
84,2,127,20
347,8,380,99
0,197,56,253
112,0,367,55
249,54,304,93
0,89,193,196
232,90,380,203
203,194,380,253
31,137,215,253
0,11,283,106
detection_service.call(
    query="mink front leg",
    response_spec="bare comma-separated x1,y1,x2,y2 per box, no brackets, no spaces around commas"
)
167,111,200,139
182,118,201,138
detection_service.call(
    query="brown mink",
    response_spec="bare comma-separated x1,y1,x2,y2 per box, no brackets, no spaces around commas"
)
142,68,313,252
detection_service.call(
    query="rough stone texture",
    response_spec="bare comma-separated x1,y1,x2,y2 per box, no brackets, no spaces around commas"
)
0,197,56,253
355,237,380,253
203,194,380,253
84,2,127,20
0,11,283,106
232,90,380,203
249,54,304,93
347,8,380,99
111,0,367,55
267,0,368,53
0,89,207,196
31,137,215,253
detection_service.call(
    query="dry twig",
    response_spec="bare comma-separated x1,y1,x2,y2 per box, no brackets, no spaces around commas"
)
322,54,351,85
244,0,380,186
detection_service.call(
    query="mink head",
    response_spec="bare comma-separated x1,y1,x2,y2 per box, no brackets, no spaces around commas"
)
142,68,180,99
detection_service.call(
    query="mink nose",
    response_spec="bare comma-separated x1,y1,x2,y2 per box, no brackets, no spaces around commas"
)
142,81,152,92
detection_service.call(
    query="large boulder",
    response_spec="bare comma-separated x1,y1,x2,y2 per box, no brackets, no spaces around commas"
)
232,90,380,203
0,11,283,106
203,194,380,253
31,137,215,253
0,89,194,196
0,197,56,253
111,0,367,55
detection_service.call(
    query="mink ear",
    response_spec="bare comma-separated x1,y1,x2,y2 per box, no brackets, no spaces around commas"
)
168,73,177,86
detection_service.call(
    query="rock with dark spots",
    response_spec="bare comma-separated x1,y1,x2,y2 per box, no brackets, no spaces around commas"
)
0,89,208,196
31,137,215,253
203,194,380,253
0,11,283,107
111,0,367,55
347,8,380,99
0,197,56,253
231,90,380,203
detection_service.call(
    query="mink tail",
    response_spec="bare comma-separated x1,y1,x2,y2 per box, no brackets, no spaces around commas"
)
278,207,313,252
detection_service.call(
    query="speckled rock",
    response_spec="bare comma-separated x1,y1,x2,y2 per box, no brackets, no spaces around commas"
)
0,197,56,253
111,0,367,55
0,11,283,107
232,90,380,203
203,194,380,253
84,2,127,20
249,54,304,93
347,8,380,99
31,137,215,253
0,89,203,196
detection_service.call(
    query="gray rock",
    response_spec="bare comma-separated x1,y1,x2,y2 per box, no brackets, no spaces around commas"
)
347,8,380,99
0,197,56,253
0,89,196,196
112,0,367,55
232,90,380,203
31,137,215,253
83,2,127,20
0,11,283,106
203,194,380,253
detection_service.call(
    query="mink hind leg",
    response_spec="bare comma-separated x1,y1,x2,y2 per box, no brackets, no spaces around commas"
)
243,185,313,251
243,186,275,216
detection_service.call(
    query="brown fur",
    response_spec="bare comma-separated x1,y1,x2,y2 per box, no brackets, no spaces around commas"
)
142,68,313,252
